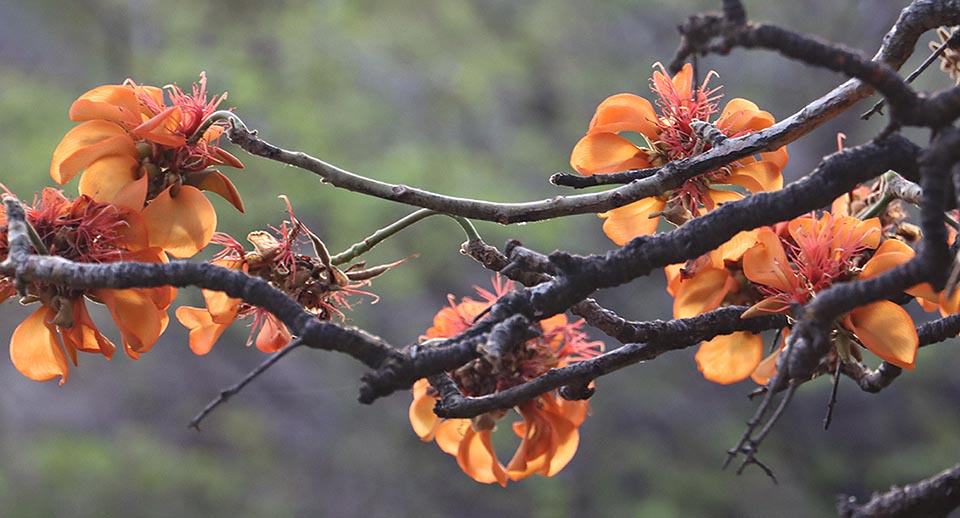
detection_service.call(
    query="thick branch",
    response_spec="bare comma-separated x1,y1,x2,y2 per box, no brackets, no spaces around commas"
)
838,462,960,518
358,135,920,403
432,306,786,418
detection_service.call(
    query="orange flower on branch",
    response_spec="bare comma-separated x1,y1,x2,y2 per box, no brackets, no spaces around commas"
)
409,276,602,485
0,188,174,384
50,72,244,258
570,63,788,245
175,197,406,355
665,207,923,385
741,213,918,370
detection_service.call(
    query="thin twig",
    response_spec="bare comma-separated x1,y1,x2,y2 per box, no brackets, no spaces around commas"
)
190,339,304,430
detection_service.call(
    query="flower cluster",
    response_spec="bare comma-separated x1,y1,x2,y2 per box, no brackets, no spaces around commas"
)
176,197,405,355
0,188,173,383
667,198,942,385
409,277,602,485
570,63,788,245
50,73,244,258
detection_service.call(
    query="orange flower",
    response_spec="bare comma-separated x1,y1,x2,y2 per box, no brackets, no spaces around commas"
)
570,63,788,245
742,213,918,370
50,73,244,258
409,276,601,485
0,188,173,383
176,197,404,355
663,229,785,384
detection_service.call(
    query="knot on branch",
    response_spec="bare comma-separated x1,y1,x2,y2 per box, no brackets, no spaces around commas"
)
479,314,539,370
559,382,595,401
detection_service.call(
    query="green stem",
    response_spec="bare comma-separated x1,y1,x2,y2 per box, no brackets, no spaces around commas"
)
187,110,249,146
330,209,481,265
855,171,900,220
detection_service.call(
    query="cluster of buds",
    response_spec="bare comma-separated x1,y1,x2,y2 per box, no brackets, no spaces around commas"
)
176,197,407,354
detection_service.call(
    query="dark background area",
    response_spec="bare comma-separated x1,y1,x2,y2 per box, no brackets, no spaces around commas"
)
0,1,957,516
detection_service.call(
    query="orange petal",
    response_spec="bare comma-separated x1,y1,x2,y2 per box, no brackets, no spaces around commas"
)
743,228,798,294
587,93,660,138
69,84,141,125
661,63,693,100
845,301,918,369
830,216,881,252
740,296,790,319
673,267,732,319
94,288,166,358
714,229,760,264
175,306,232,355
717,98,775,133
860,239,914,279
186,170,245,213
570,133,650,175
599,197,665,245
761,147,789,170
77,154,144,207
751,328,788,385
695,331,764,384
212,147,245,169
202,259,243,322
254,314,291,353
132,106,185,147
704,188,743,211
142,185,217,258
435,419,469,456
10,306,70,384
409,379,440,441
50,121,137,185
61,299,116,359
457,428,508,486
727,161,783,193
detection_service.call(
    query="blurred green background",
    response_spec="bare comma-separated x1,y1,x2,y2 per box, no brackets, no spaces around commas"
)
1,0,958,516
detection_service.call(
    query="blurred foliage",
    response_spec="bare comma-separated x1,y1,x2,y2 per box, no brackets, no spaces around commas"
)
0,0,958,516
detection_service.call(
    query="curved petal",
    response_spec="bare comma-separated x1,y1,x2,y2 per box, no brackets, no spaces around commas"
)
77,154,144,207
142,185,217,258
714,229,760,264
213,147,245,169
845,301,918,369
831,216,881,252
10,306,69,384
94,288,165,358
717,99,775,133
695,331,764,384
587,93,659,138
185,170,245,213
653,63,693,101
761,147,789,171
457,428,508,486
599,197,665,246
69,85,141,125
860,239,914,279
175,306,232,355
742,228,798,294
570,133,650,175
704,188,743,211
727,161,783,193
200,259,243,322
435,419,469,456
50,121,137,185
254,314,291,353
61,299,116,359
409,379,440,441
751,328,788,385
673,267,732,319
131,106,185,147
740,296,790,319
